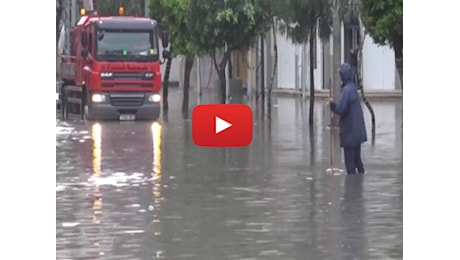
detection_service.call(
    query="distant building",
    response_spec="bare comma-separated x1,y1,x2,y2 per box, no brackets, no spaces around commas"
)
266,17,399,91
169,16,401,93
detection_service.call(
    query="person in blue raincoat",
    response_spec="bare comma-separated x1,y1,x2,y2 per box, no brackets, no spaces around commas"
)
329,63,367,174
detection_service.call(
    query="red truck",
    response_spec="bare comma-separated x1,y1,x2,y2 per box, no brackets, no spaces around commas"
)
59,5,169,121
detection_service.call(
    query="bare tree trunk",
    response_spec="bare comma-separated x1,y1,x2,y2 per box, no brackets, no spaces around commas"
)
56,0,63,50
162,46,173,114
228,54,233,79
212,49,231,104
395,58,402,89
260,36,265,118
331,9,341,127
308,30,315,127
182,56,194,118
268,18,278,120
394,40,403,90
357,44,376,144
56,0,63,79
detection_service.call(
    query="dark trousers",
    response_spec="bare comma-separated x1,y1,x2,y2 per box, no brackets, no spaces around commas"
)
343,145,365,174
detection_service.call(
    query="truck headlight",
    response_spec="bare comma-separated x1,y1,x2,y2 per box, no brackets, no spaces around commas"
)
148,94,161,103
92,93,106,103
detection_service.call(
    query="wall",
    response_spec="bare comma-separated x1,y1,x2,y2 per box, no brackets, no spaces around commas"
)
276,30,323,90
277,32,297,89
362,35,396,90
273,24,397,91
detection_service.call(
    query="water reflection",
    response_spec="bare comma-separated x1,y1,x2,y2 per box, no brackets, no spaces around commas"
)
151,122,162,176
151,121,164,258
341,175,367,259
91,122,104,256
151,121,163,209
92,123,102,174
57,92,402,259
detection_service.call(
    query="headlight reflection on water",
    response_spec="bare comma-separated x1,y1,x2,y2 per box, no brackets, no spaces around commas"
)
91,122,103,256
151,122,163,199
151,122,163,237
151,122,162,177
92,123,102,175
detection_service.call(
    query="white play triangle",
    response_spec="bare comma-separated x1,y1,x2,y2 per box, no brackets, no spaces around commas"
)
215,116,232,134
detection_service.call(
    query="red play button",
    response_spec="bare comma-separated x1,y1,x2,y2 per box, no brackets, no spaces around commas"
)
192,104,253,147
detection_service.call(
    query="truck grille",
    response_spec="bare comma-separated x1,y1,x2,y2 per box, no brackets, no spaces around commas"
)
113,72,144,80
101,83,152,88
103,72,154,81
109,95,145,107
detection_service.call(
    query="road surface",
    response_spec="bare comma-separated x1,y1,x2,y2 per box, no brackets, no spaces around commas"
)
56,89,402,259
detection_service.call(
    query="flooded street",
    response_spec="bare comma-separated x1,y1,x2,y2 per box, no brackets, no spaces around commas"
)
56,89,402,259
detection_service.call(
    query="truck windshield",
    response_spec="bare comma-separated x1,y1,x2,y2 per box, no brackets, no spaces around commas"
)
96,30,159,62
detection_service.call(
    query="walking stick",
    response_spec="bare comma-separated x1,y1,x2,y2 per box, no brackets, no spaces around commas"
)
326,80,344,175
328,79,334,174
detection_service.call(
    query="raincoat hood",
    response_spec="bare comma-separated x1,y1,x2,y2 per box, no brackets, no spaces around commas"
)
339,63,354,85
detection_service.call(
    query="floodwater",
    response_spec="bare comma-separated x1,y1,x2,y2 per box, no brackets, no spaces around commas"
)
56,89,403,260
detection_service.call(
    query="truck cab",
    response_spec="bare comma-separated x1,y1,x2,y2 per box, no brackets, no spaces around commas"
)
60,7,169,121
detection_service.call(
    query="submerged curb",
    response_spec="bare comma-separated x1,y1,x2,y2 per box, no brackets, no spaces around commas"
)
271,89,402,101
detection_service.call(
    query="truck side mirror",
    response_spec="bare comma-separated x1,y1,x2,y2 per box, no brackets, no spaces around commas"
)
162,49,171,59
81,49,88,58
161,30,169,48
81,31,88,47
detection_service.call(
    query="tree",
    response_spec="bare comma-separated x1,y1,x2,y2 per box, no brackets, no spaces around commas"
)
162,0,204,115
56,0,64,77
149,0,173,114
56,0,64,50
278,0,332,126
360,0,403,88
159,0,205,117
188,0,273,104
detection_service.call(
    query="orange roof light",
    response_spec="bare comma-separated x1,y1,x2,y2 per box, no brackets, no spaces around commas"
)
80,8,86,16
119,6,124,15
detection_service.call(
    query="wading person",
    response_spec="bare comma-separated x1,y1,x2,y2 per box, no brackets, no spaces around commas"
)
329,63,367,174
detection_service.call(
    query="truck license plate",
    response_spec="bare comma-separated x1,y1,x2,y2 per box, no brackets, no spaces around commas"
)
119,114,136,121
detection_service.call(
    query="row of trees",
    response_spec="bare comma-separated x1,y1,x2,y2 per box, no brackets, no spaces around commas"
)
56,0,402,122
147,0,402,121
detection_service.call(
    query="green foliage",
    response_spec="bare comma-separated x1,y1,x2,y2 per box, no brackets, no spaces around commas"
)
277,0,332,44
360,0,402,52
97,0,144,16
187,0,274,52
335,0,361,23
154,0,204,57
148,0,166,29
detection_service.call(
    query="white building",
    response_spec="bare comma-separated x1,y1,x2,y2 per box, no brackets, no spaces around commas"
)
169,18,401,93
275,21,399,91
